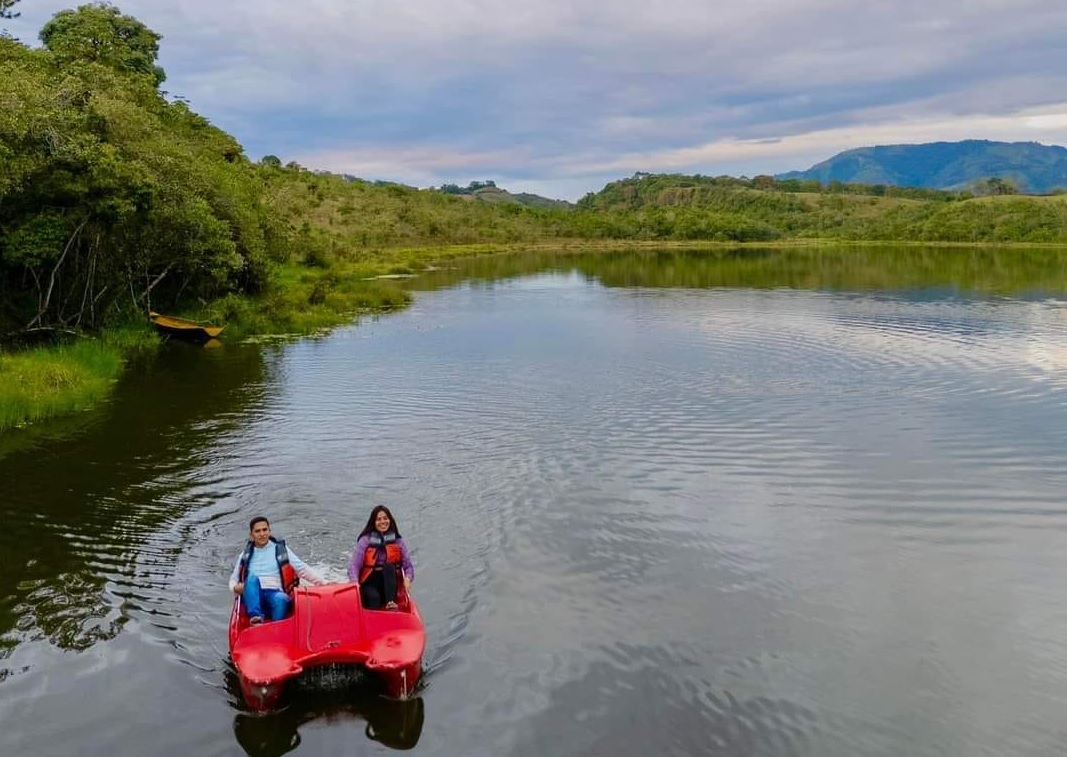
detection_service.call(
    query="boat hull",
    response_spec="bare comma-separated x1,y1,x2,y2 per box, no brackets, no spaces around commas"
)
149,311,224,342
379,660,422,700
238,677,288,711
228,582,424,711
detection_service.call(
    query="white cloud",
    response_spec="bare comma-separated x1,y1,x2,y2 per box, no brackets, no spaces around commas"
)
7,0,1067,198
298,143,534,185
565,104,1067,176
295,103,1067,199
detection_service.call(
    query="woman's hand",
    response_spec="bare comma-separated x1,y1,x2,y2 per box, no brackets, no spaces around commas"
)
233,582,244,595
403,575,412,592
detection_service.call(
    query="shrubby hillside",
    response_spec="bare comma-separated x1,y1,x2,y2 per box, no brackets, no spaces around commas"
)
433,180,572,209
574,173,1067,243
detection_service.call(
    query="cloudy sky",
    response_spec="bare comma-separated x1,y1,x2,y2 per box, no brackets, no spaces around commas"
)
8,1,1067,199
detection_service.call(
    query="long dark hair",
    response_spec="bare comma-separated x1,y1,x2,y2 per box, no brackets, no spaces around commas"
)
358,505,402,540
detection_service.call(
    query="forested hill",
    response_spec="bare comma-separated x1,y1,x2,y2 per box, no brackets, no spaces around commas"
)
776,140,1067,194
574,172,1067,245
433,181,573,209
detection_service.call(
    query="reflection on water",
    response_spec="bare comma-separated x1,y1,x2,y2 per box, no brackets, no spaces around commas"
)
0,342,271,653
4,246,1067,757
416,245,1067,295
229,672,425,756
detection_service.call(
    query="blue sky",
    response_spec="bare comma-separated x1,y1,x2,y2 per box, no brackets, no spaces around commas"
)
8,1,1067,200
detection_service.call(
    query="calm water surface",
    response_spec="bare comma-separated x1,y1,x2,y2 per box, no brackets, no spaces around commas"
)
3,248,1067,756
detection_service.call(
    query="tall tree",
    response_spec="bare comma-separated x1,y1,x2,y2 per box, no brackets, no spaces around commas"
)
39,3,166,87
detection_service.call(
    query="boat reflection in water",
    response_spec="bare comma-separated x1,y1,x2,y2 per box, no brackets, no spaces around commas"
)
228,668,425,756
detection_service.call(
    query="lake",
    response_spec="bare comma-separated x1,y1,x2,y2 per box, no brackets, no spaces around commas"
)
3,246,1067,756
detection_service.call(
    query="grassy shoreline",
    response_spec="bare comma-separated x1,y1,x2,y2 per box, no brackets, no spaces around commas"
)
3,239,1067,432
0,327,157,432
0,242,489,432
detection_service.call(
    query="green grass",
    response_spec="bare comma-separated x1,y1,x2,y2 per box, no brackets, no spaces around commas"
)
198,263,414,339
2,341,120,430
195,243,570,339
0,326,156,431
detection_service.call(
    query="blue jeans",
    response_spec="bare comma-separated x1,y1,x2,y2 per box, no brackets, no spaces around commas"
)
242,575,291,621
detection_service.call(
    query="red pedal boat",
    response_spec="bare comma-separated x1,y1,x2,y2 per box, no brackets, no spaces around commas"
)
228,582,424,711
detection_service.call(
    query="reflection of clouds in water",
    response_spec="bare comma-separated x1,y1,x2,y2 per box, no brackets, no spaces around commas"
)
9,272,1067,757
666,290,1067,390
1017,302,1067,374
201,285,1067,757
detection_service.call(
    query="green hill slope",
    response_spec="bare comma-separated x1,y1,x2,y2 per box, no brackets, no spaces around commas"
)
573,173,1067,243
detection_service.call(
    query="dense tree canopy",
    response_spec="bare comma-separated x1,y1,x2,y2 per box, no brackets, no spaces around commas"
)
40,3,165,87
0,8,287,334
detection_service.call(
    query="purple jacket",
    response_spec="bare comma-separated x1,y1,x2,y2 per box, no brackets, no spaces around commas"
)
347,534,414,583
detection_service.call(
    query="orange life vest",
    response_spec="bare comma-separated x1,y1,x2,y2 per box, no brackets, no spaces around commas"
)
359,531,403,584
238,537,299,594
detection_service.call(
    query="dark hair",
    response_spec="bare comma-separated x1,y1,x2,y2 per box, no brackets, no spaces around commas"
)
249,515,270,532
358,505,401,539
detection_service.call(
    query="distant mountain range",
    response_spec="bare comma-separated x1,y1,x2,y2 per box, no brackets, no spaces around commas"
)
775,140,1067,194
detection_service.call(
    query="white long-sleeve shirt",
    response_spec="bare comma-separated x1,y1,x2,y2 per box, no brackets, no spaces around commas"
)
228,543,324,592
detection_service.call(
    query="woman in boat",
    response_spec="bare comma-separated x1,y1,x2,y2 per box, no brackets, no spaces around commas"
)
347,505,415,610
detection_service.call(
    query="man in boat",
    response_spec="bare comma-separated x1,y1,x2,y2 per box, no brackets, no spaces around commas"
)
228,516,327,624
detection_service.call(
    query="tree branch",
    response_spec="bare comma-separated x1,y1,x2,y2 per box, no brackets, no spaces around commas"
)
138,263,172,313
28,219,87,328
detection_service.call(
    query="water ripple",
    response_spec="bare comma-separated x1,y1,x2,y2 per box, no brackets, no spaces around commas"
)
5,280,1067,757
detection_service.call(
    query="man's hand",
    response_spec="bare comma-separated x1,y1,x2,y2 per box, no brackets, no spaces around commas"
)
233,582,244,595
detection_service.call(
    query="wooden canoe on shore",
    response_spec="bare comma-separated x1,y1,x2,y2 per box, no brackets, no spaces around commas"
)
149,311,224,341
